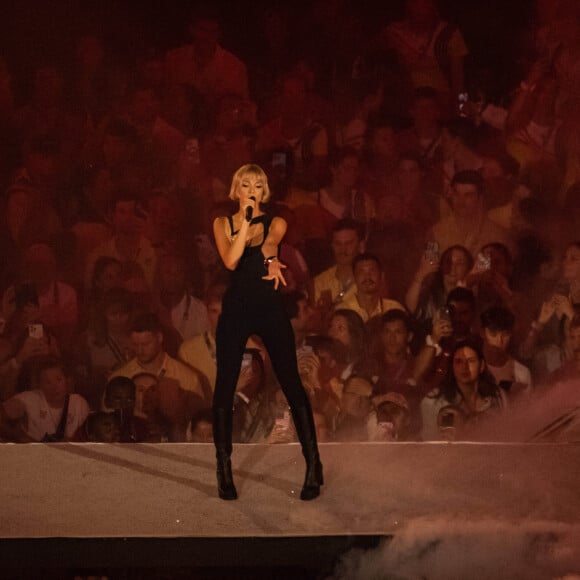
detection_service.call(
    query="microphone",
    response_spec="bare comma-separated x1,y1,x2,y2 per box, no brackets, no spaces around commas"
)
245,196,256,222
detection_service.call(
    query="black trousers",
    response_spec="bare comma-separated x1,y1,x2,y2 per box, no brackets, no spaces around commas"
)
213,290,310,412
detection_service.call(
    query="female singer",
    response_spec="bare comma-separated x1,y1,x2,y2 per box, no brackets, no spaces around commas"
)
212,164,323,500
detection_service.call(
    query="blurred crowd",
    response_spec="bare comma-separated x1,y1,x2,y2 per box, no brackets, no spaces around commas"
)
1,0,580,444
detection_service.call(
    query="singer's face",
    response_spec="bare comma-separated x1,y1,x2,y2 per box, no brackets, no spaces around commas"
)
237,173,265,204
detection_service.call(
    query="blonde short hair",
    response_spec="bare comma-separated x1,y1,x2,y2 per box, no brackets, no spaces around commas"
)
228,164,271,203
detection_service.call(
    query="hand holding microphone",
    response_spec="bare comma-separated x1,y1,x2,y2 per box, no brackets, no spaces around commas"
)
245,196,257,222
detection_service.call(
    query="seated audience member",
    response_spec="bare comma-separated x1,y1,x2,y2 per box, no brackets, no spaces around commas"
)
0,356,89,442
111,313,206,409
256,72,328,191
406,244,473,323
85,193,157,290
420,340,506,441
519,295,578,382
297,335,350,411
340,253,405,323
359,116,400,203
396,87,443,167
132,371,158,418
2,243,78,347
103,376,148,442
0,283,60,401
156,253,208,341
375,153,436,236
414,287,479,391
125,84,185,178
144,190,191,256
333,375,374,442
439,118,504,208
87,256,123,305
371,309,414,384
281,290,314,351
327,309,367,378
487,179,534,233
429,170,512,256
311,218,364,310
370,391,411,442
189,409,214,443
371,310,422,435
83,288,135,405
466,243,520,317
137,372,198,442
2,183,62,256
336,77,384,151
380,0,468,98
480,307,532,400
84,411,121,443
165,6,249,102
295,147,374,242
200,94,256,190
76,118,140,222
504,64,560,175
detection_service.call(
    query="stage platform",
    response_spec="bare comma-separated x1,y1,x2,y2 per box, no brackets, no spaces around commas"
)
1,442,580,572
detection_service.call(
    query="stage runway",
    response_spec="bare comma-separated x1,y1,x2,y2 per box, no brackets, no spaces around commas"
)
1,442,579,570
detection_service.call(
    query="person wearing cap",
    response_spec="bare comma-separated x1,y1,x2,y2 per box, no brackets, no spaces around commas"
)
371,391,411,441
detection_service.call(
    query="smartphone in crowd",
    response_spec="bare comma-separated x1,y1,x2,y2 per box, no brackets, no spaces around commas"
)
458,92,469,117
28,323,44,340
439,412,455,428
435,306,452,323
475,252,491,272
424,240,440,264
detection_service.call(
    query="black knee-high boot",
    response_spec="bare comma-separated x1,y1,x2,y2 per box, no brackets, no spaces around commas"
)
291,403,324,500
213,408,238,500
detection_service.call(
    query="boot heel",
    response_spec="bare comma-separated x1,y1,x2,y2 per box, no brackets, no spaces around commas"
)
300,459,323,501
217,456,238,500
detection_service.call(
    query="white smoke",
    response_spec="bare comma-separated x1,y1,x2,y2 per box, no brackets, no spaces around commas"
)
328,519,580,580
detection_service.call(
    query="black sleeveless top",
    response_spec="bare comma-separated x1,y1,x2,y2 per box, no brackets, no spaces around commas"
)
225,214,276,298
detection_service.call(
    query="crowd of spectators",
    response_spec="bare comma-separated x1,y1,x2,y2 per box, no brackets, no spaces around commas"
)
1,0,580,444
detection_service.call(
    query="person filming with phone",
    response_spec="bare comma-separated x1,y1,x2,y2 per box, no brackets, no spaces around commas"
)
420,340,506,441
414,287,480,393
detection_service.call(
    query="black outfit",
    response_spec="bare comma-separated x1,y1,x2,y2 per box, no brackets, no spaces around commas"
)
213,213,323,500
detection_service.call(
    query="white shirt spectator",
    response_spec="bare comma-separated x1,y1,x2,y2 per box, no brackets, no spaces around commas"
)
12,390,89,441
170,293,209,341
